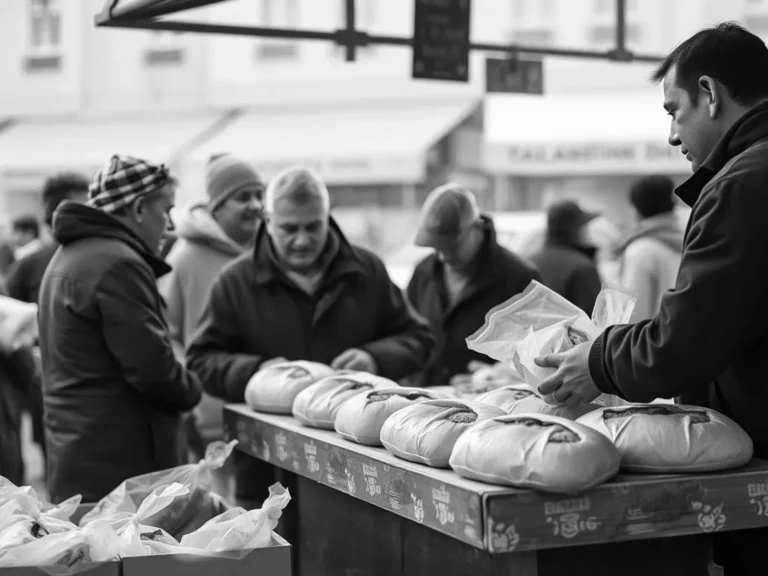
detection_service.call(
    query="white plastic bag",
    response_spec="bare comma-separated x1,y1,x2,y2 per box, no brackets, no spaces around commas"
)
0,295,38,353
0,487,78,553
81,440,237,538
179,483,291,552
0,520,122,569
467,281,636,407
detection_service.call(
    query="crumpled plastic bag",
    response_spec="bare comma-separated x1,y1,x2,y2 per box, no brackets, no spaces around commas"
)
179,483,291,553
0,487,78,552
80,440,237,539
0,520,122,569
467,281,635,408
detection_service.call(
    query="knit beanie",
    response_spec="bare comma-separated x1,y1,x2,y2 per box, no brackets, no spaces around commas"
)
206,153,264,213
88,155,171,214
629,175,676,219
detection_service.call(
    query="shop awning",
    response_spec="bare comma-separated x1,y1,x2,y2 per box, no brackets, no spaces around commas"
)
185,100,480,186
0,113,227,174
484,92,690,176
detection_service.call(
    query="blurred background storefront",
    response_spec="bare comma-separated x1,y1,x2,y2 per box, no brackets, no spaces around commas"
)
0,0,763,243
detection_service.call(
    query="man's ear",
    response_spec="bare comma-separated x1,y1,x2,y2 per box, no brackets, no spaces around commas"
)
131,197,144,223
698,75,721,118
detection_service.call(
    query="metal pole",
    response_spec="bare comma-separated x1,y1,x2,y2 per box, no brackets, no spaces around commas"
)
344,0,356,62
616,0,626,52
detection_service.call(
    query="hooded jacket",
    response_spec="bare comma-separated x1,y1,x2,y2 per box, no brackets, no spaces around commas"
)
589,101,768,458
159,204,250,442
38,203,202,503
613,212,685,321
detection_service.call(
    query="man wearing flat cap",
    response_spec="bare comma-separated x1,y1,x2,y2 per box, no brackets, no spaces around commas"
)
38,154,202,503
528,200,602,314
406,183,540,387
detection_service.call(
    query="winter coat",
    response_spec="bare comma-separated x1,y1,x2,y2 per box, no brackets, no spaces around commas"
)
38,203,202,503
159,204,249,442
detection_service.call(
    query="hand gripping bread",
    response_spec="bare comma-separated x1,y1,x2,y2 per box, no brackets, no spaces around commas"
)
476,384,537,412
244,361,335,414
334,387,442,446
449,414,620,493
577,404,754,473
292,372,398,429
380,399,505,468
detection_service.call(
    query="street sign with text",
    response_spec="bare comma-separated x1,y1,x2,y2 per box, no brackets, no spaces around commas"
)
412,0,471,82
486,57,544,94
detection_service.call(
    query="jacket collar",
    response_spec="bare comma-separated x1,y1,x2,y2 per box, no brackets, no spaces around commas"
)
252,216,366,286
52,203,171,278
676,100,768,207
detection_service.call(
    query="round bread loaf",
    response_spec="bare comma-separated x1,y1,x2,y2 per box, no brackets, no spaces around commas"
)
334,387,441,446
244,361,335,414
380,399,505,468
508,393,599,420
577,404,754,473
476,384,537,412
292,372,398,429
449,414,620,493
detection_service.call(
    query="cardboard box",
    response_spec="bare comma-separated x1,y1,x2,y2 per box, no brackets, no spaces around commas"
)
121,534,291,576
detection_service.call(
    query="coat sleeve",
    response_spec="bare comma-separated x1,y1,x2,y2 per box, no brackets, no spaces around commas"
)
359,259,435,381
5,260,28,303
185,275,265,403
620,240,657,322
96,258,202,412
589,176,768,402
157,254,185,361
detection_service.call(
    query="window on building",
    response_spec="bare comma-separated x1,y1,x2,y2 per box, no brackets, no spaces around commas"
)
510,28,554,47
512,0,527,19
745,15,768,40
256,0,300,61
25,0,62,72
590,24,642,45
539,0,554,17
144,31,185,66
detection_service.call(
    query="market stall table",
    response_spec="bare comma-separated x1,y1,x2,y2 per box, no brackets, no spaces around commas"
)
224,405,768,576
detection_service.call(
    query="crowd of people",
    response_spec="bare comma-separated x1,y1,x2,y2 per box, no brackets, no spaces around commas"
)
0,20,765,574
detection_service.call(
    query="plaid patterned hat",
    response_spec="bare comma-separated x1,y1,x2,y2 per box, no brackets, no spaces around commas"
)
88,155,171,214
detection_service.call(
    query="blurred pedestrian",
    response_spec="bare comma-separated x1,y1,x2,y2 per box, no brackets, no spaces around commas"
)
5,174,89,478
528,200,602,314
11,215,42,262
406,183,539,387
532,23,768,574
187,166,434,508
613,175,684,321
159,153,264,477
38,154,202,503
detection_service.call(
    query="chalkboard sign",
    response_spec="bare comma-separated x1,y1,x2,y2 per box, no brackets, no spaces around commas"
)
486,57,544,94
412,0,471,82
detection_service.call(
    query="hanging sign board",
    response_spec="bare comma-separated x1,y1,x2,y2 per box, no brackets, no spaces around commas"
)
412,0,471,82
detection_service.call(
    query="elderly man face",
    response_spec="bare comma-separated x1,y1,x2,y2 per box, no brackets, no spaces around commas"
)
265,169,330,273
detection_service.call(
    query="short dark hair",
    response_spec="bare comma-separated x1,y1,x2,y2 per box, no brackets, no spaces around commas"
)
42,172,89,226
12,215,40,238
651,22,768,106
629,175,676,219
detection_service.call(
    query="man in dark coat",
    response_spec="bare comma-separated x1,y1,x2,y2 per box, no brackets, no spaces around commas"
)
38,155,202,503
186,167,434,507
406,183,539,387
528,200,602,314
535,23,768,575
6,172,89,467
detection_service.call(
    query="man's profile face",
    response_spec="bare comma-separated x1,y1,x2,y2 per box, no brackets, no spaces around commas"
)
137,185,176,255
267,194,329,273
663,65,721,172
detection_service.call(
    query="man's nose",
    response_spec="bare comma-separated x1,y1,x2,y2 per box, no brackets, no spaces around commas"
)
669,126,681,147
167,215,176,232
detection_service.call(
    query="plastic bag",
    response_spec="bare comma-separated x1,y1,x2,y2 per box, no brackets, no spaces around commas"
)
81,440,237,539
180,483,290,552
0,520,122,569
0,488,78,553
0,294,38,353
467,281,636,408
